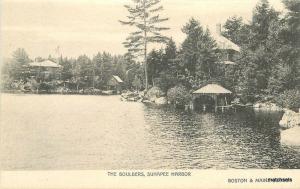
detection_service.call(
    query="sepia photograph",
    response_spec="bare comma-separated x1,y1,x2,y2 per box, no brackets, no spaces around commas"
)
0,0,300,188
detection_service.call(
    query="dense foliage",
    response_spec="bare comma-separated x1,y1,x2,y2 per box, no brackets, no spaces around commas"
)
1,0,299,109
147,0,300,107
275,90,300,110
167,85,191,107
222,0,300,102
1,50,143,92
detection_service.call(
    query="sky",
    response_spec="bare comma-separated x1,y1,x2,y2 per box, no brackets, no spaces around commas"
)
1,0,285,59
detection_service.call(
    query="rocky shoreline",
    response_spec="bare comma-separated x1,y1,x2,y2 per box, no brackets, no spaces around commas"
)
252,102,300,146
279,109,300,129
253,102,282,111
121,87,168,106
280,109,300,146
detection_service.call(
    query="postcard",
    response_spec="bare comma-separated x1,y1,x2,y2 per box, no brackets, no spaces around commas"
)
1,0,300,188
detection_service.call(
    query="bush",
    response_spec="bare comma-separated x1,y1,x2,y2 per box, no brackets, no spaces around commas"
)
275,90,300,110
0,75,14,90
153,73,178,92
145,86,165,100
167,85,191,107
39,81,58,93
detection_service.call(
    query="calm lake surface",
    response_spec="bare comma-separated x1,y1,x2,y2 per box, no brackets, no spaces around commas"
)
1,93,300,170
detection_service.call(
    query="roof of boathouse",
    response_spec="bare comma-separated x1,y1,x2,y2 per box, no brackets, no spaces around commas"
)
193,84,232,94
28,60,62,68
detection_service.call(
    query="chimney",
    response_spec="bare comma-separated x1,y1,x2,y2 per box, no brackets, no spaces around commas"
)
216,23,222,35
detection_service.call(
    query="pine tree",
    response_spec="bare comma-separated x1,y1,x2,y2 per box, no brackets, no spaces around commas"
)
12,48,30,65
282,0,300,89
237,0,280,95
120,0,170,90
147,49,164,86
222,16,250,46
164,38,178,75
180,18,219,84
11,48,30,80
250,0,279,48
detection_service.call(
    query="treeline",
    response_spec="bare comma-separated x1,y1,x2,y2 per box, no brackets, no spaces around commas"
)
58,52,144,90
1,49,144,91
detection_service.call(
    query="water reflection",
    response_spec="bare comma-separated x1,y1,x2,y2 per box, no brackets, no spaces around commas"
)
143,105,299,169
1,94,300,170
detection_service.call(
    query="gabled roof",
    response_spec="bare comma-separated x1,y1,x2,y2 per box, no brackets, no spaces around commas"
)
211,32,240,52
28,60,62,68
193,84,232,94
112,75,123,83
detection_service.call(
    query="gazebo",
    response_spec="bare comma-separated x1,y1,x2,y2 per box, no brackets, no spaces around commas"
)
191,84,232,111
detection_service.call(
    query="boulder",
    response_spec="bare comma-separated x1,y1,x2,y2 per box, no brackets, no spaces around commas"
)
253,103,261,108
145,87,165,102
121,91,143,102
281,126,300,146
253,102,282,111
155,97,167,105
279,109,300,129
142,99,152,104
269,103,282,111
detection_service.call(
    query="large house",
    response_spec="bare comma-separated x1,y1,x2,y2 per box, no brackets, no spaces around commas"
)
23,60,62,81
212,24,240,65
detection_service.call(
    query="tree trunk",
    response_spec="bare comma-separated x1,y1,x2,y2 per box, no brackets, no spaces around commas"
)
92,69,95,88
152,75,155,86
144,44,148,90
143,0,148,91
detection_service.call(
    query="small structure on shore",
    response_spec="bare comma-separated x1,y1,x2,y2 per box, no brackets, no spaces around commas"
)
191,84,232,112
107,75,124,94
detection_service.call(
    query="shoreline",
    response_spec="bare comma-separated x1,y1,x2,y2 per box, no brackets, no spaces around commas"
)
0,90,119,96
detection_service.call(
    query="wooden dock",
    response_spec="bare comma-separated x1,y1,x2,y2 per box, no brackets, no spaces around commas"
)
215,105,233,112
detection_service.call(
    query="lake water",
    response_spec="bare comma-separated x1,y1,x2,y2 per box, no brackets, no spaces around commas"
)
1,94,300,170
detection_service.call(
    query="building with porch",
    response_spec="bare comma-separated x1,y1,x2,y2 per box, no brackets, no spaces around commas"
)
23,60,62,81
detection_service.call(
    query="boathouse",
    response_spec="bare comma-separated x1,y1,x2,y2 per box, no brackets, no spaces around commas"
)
108,75,124,93
191,84,232,111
